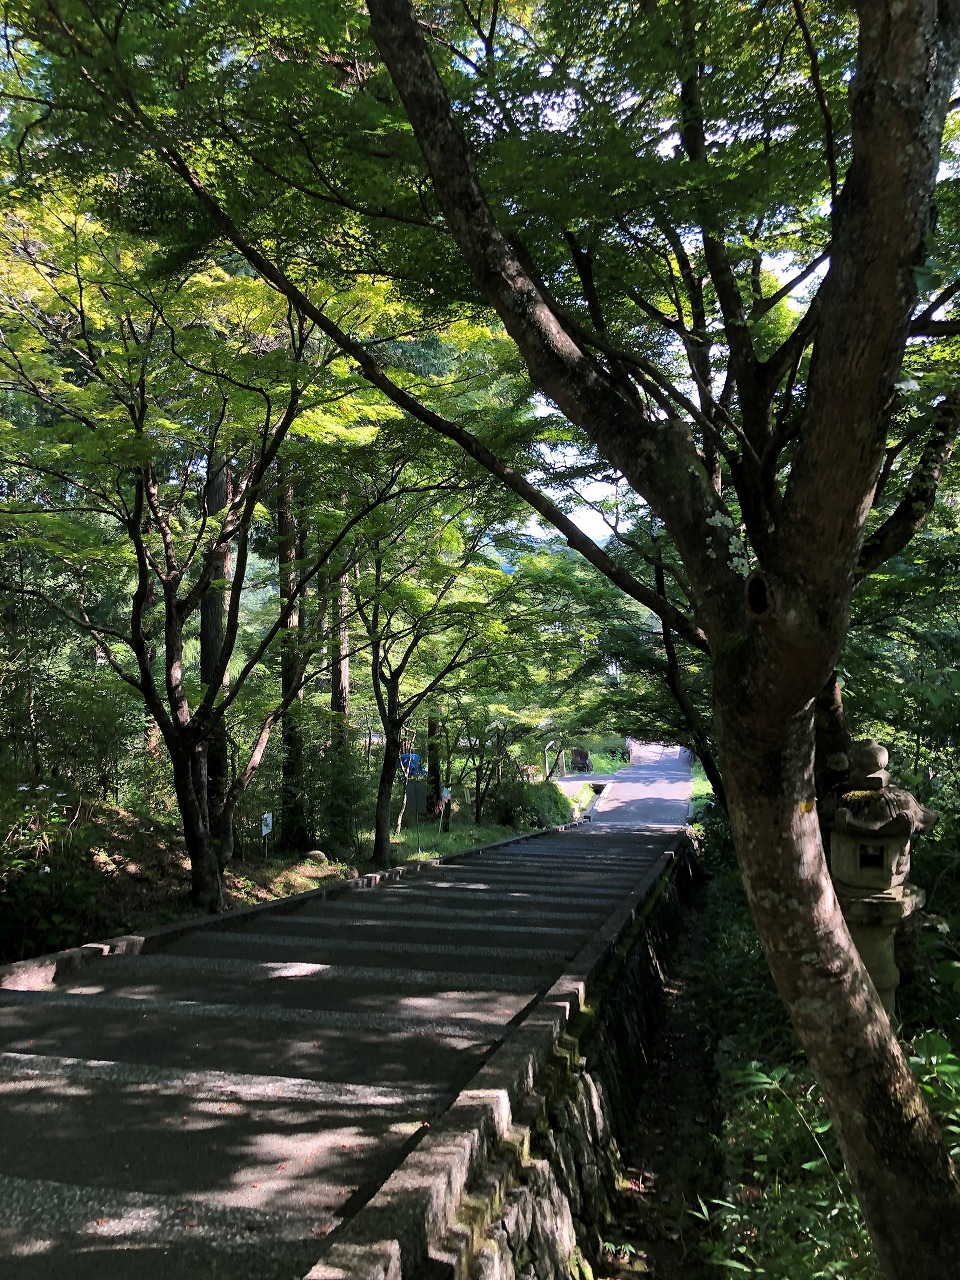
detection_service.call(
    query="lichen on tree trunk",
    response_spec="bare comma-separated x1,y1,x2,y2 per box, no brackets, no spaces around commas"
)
716,694,960,1277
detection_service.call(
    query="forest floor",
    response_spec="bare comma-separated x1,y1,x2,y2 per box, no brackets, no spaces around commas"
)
75,809,537,933
88,825,349,930
0,794,354,963
597,894,719,1279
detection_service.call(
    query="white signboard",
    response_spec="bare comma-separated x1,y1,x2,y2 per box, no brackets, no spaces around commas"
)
261,812,273,837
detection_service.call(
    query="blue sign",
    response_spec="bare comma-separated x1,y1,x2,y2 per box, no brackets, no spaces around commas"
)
398,752,425,778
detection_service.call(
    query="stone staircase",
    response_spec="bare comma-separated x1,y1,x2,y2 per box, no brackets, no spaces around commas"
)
0,828,674,1280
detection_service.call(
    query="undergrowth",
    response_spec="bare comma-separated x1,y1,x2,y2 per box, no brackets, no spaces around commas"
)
586,749,630,774
384,818,529,863
690,759,715,822
692,807,960,1278
0,789,102,960
692,812,876,1279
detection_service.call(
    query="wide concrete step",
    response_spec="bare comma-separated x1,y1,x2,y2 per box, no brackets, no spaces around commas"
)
0,1052,418,1213
115,945,548,992
223,924,575,965
266,912,593,943
162,930,562,981
289,896,614,928
50,960,535,1034
0,998,490,1090
400,864,642,886
0,985,523,1039
350,884,623,913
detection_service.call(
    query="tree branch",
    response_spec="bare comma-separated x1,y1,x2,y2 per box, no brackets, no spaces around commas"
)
791,0,838,202
856,398,960,580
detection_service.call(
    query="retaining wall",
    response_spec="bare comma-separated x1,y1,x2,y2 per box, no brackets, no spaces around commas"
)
308,833,698,1280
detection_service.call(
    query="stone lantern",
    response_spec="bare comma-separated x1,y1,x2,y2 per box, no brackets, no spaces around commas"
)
828,740,937,1014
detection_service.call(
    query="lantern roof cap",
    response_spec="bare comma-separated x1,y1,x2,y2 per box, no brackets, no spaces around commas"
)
834,785,937,838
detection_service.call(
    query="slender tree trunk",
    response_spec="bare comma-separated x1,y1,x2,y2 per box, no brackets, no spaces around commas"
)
15,551,42,782
276,452,311,853
373,732,401,866
200,459,233,866
330,567,350,745
394,750,411,837
655,559,727,809
143,712,162,810
715,694,960,1279
440,721,452,832
426,712,442,814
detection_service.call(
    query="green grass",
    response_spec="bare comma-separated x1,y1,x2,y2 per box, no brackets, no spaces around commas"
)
569,781,597,818
691,758,715,821
226,855,353,904
586,750,630,774
379,820,527,866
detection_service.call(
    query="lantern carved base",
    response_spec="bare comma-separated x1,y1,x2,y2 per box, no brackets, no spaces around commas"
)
834,882,925,1015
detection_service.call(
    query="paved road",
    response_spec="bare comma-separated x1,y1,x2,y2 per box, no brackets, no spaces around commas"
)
0,744,691,1280
555,743,692,828
592,743,693,828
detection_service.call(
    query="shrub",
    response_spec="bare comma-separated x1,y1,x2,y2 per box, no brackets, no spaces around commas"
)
486,779,573,829
0,792,100,962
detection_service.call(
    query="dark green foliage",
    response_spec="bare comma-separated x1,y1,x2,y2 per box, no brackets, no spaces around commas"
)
0,794,100,962
312,735,371,861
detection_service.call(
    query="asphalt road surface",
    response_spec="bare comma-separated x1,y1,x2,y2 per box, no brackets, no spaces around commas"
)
590,743,693,828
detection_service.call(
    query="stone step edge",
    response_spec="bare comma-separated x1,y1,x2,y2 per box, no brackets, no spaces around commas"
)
303,834,688,1280
0,821,587,992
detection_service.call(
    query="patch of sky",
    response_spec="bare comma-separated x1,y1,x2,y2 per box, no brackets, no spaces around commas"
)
761,249,830,307
524,425,639,545
536,87,589,133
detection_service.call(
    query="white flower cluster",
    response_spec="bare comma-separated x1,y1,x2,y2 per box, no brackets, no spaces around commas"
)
705,509,751,577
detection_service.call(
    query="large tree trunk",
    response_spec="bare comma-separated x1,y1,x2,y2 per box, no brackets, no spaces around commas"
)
716,692,960,1278
276,452,311,853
